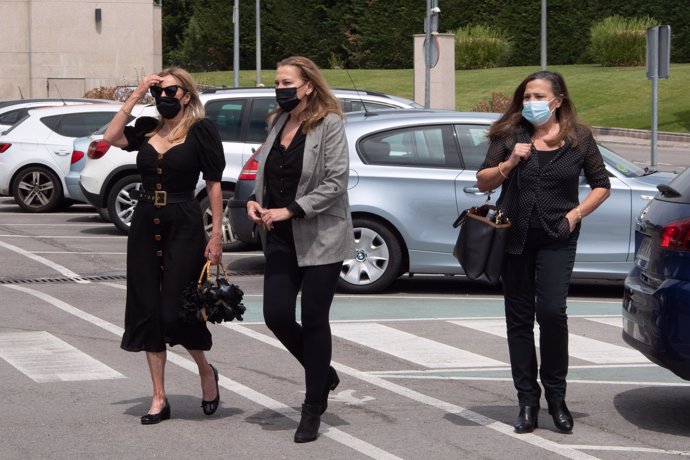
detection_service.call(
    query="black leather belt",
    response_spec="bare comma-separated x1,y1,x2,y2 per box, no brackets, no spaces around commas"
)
130,189,195,207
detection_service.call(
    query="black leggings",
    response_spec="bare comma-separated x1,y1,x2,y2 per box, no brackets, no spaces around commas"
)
263,232,342,405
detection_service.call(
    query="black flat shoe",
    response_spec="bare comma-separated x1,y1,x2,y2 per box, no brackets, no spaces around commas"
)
320,366,340,415
201,364,220,416
513,405,539,434
547,399,573,433
294,403,322,443
141,399,171,425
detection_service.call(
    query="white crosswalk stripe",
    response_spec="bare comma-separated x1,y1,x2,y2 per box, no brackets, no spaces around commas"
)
331,322,506,368
0,331,125,383
585,316,623,328
448,318,647,364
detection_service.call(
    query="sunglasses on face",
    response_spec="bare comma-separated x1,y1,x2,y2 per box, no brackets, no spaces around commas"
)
150,84,187,98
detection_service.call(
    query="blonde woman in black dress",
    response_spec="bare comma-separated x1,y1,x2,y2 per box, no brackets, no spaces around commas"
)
104,68,226,424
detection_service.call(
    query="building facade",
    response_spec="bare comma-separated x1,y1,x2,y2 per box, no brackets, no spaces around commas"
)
0,0,162,100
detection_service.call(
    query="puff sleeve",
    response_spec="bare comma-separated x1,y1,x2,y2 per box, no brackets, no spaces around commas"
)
122,116,158,152
189,118,226,182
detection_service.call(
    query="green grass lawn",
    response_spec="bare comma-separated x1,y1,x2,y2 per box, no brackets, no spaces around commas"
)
194,63,690,133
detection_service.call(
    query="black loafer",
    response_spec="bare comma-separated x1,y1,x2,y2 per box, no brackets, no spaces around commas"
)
141,399,171,425
201,364,220,416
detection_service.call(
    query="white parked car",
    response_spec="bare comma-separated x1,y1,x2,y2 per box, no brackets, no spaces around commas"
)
0,98,106,133
0,103,120,212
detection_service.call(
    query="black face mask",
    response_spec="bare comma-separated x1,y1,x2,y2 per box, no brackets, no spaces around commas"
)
155,96,182,119
275,86,304,112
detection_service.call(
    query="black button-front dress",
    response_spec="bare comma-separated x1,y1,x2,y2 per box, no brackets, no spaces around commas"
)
119,117,226,352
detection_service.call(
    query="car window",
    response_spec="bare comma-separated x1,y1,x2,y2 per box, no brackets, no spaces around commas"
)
246,98,277,143
359,125,461,168
598,144,646,177
40,112,117,137
205,99,247,142
454,124,490,170
345,100,398,112
0,108,30,126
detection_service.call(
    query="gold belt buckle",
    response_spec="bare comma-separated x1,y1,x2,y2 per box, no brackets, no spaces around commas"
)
154,190,167,207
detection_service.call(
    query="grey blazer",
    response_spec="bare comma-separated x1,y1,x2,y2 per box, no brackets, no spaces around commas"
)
254,112,355,267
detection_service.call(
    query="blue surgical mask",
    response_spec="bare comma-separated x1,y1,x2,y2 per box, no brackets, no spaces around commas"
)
522,99,555,126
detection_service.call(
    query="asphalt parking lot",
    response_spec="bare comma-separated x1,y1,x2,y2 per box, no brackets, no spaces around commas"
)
2,195,690,459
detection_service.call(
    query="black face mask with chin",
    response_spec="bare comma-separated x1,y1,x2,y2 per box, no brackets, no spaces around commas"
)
155,96,182,119
275,86,303,112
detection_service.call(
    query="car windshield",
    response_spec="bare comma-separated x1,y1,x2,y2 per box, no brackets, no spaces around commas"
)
598,144,647,178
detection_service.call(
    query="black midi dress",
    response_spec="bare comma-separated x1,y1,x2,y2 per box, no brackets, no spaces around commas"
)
120,117,226,353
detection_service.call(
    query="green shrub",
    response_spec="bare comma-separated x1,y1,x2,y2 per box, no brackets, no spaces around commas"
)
452,25,512,70
589,16,657,67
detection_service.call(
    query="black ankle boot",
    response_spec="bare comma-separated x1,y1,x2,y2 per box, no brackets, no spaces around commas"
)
320,366,340,415
294,403,322,443
513,405,539,433
547,400,573,433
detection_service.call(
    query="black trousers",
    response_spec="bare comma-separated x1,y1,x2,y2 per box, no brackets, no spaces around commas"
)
502,228,578,406
263,230,342,406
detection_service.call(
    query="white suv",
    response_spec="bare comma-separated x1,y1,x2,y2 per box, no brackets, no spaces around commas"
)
79,87,420,250
0,103,121,212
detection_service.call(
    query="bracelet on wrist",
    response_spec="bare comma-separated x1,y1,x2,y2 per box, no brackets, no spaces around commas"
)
497,162,509,179
120,106,132,117
575,207,582,220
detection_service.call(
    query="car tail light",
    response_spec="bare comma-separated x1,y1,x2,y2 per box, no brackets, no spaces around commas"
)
71,150,85,164
238,145,262,180
87,140,111,159
659,217,690,252
0,143,11,153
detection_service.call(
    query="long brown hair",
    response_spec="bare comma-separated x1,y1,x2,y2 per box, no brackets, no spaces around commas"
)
271,56,343,132
152,67,205,143
488,70,584,147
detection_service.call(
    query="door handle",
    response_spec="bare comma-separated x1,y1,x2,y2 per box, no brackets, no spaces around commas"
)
463,186,489,195
54,149,71,156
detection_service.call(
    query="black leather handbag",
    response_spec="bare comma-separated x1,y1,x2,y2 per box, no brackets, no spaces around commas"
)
452,165,519,285
179,261,246,323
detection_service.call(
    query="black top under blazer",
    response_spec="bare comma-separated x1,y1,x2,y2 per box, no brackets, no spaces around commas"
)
479,124,611,255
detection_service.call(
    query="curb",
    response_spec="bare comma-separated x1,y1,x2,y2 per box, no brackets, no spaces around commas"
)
592,126,690,144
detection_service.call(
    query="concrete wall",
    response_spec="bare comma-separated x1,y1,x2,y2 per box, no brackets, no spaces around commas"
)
0,0,162,100
413,33,456,110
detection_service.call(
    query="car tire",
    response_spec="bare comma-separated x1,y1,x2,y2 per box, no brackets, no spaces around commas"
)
12,166,63,213
107,175,142,234
199,190,248,252
337,217,403,294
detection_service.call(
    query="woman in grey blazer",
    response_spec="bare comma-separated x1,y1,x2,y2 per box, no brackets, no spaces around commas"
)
246,56,354,443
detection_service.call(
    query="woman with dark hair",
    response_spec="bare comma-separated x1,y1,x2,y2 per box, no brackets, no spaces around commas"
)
476,71,610,434
104,67,225,424
246,56,353,443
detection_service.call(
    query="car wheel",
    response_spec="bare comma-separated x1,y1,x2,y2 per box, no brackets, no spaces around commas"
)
107,175,142,234
96,207,111,222
338,217,403,294
12,166,63,212
199,190,248,252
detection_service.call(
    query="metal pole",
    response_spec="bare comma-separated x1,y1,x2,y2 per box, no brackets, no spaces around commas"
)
256,0,261,86
541,0,547,70
233,0,240,88
650,31,659,168
424,0,431,109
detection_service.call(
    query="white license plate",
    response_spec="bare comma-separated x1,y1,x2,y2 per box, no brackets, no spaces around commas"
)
636,237,652,262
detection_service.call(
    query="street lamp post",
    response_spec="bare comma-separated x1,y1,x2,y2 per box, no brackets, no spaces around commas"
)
541,0,547,70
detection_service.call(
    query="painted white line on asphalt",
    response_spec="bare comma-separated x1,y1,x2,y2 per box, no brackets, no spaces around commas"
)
0,331,124,383
450,319,647,364
227,323,597,460
374,374,690,387
585,317,623,328
331,322,505,368
0,240,90,283
562,445,690,456
2,285,400,460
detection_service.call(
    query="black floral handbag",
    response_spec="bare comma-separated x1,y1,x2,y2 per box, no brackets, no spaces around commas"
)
452,164,520,285
180,260,246,323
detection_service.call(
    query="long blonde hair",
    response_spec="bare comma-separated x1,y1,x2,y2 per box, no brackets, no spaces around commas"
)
152,67,205,143
272,56,343,132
